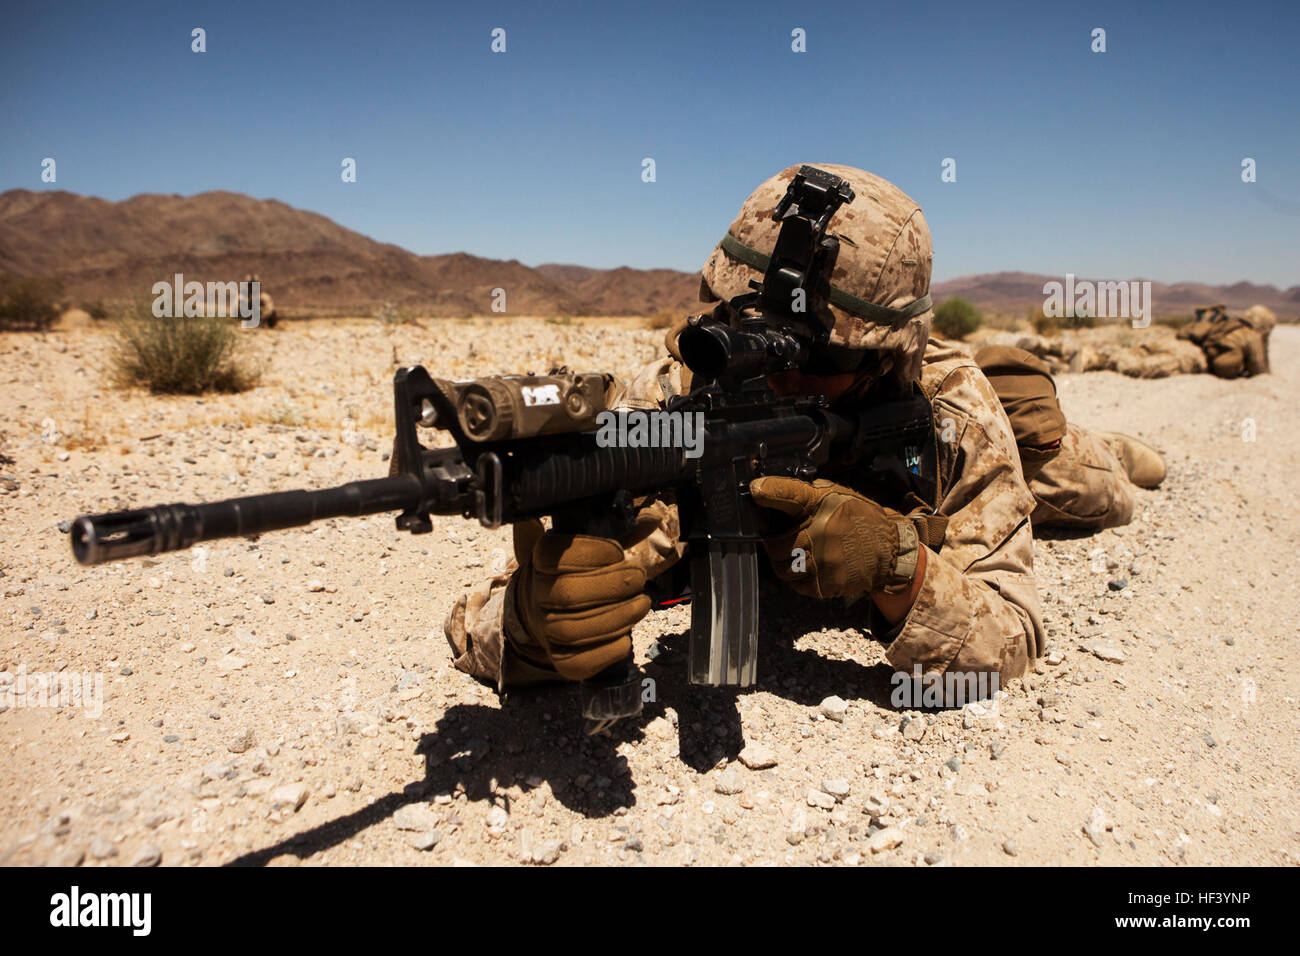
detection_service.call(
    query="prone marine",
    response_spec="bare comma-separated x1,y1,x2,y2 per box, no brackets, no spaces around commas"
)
445,164,1167,708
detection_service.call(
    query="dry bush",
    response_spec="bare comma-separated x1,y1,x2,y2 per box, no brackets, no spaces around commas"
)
61,404,108,452
979,312,1025,332
1029,305,1059,336
1030,304,1099,335
110,301,259,394
375,301,411,325
0,274,64,331
646,309,678,329
933,297,983,339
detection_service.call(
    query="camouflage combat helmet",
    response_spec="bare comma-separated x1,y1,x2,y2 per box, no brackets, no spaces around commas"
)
698,163,935,384
1242,304,1276,335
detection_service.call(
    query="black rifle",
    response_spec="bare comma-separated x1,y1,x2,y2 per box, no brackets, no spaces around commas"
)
68,166,938,731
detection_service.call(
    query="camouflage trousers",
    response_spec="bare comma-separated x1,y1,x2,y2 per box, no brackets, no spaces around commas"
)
1028,424,1135,531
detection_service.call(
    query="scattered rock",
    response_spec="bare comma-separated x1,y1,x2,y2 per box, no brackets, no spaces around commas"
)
738,743,778,770
337,711,380,737
408,830,442,851
131,843,162,867
527,839,564,865
714,769,745,795
227,729,256,754
213,653,249,674
819,696,848,722
900,715,926,740
806,789,837,810
1083,640,1126,664
393,803,440,832
868,825,905,853
821,778,851,802
269,783,310,812
1083,807,1107,848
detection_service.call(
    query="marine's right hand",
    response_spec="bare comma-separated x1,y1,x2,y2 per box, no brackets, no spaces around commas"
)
510,518,651,682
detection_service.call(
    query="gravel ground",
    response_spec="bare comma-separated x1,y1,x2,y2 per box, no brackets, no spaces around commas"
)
1,319,1296,867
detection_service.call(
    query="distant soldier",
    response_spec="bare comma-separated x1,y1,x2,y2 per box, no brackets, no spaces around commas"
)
1177,303,1268,377
240,273,279,329
1243,304,1276,370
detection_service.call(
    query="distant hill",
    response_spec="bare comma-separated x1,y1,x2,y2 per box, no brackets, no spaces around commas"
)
0,190,1292,319
0,190,701,317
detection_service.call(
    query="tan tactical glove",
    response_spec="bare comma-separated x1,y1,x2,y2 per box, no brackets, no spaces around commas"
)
510,518,651,682
749,476,919,600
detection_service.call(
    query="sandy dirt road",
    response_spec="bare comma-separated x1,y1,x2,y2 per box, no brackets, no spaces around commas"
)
1,319,1296,866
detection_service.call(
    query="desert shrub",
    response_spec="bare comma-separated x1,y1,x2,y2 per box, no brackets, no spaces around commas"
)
1030,304,1096,335
980,312,1024,332
1154,313,1193,329
110,302,259,394
545,314,574,326
269,399,305,426
375,301,413,325
646,309,678,330
0,274,64,331
82,299,110,320
933,297,983,339
1030,305,1058,336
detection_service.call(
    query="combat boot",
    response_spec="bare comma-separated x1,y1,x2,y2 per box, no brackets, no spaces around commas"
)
1098,432,1166,488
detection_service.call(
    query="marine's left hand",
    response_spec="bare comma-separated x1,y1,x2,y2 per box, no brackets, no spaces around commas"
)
748,476,919,600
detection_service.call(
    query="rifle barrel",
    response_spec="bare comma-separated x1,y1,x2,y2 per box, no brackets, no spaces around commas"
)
70,473,423,566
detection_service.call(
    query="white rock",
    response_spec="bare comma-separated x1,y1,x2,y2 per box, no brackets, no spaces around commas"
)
819,696,849,722
806,789,837,810
336,711,379,737
1084,640,1126,664
820,778,851,802
393,803,439,832
269,783,309,812
214,653,248,674
868,825,905,853
408,830,442,851
738,743,778,769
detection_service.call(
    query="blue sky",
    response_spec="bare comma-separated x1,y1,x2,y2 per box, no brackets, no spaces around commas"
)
3,0,1297,285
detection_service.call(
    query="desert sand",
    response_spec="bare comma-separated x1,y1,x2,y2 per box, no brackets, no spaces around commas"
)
0,318,1296,866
